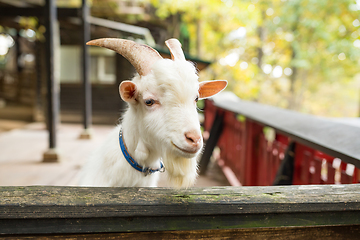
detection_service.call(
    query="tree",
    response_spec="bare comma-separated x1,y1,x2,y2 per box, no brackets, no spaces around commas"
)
148,0,360,117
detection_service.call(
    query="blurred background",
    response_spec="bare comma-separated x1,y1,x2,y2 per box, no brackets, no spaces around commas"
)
1,0,360,123
0,0,359,186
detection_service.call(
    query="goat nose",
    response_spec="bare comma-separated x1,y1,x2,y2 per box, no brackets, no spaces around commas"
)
185,131,201,147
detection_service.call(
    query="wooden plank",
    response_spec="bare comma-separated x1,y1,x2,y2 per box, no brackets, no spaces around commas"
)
1,225,359,239
211,95,360,168
0,7,79,18
0,185,359,235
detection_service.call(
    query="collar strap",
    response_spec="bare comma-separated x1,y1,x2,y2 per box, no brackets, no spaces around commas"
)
119,130,165,176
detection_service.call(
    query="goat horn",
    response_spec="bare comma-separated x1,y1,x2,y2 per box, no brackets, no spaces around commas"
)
165,38,186,61
87,38,163,76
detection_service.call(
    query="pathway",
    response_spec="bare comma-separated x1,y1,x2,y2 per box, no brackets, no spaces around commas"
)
0,122,229,187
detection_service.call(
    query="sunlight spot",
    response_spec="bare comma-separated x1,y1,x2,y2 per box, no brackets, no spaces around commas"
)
339,25,346,34
272,66,283,78
26,29,36,38
251,57,259,64
262,64,272,74
266,8,274,16
354,39,360,48
0,46,8,55
222,0,233,8
228,27,246,40
248,4,255,12
0,34,14,56
220,52,239,67
238,47,245,54
353,19,360,27
276,27,283,35
219,58,226,66
338,52,346,61
273,16,280,24
284,68,293,76
263,42,275,55
225,52,239,66
24,54,35,63
285,33,294,42
240,62,248,70
351,0,360,10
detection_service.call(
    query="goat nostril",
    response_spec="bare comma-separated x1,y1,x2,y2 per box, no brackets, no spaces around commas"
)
185,132,201,145
186,135,195,143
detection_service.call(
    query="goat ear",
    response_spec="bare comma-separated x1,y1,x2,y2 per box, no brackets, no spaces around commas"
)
199,80,228,99
119,81,138,103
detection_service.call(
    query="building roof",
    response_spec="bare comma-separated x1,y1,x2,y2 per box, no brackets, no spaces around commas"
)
0,1,212,71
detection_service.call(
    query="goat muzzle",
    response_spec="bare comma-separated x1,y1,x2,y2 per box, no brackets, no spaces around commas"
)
171,131,202,155
185,131,202,147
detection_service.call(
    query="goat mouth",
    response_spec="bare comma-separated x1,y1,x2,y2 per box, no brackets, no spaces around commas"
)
171,142,199,154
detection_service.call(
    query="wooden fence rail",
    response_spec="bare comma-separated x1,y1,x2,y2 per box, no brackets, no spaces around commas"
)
0,185,359,238
200,92,360,186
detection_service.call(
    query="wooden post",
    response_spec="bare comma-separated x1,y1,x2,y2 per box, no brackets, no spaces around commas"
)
243,120,263,186
43,0,59,162
34,39,44,122
293,143,315,185
15,31,23,103
199,110,224,175
79,0,92,139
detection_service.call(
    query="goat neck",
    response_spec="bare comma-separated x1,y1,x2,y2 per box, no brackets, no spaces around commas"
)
121,107,162,171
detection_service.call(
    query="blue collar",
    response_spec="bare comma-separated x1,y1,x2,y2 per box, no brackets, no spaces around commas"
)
119,130,165,176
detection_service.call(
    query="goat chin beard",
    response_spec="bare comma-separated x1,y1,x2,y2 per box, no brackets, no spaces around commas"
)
163,154,198,188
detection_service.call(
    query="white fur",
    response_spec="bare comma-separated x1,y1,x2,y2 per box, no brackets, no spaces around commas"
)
79,59,203,188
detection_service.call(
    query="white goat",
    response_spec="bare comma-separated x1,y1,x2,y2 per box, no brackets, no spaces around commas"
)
79,38,227,188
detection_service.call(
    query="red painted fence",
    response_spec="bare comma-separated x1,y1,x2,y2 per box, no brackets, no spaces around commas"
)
202,96,359,186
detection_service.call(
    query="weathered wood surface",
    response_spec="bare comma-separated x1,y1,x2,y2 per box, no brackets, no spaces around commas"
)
1,225,359,239
212,95,360,168
0,185,359,235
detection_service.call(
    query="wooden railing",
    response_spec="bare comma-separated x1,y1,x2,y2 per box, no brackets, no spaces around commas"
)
200,92,360,186
1,93,359,238
0,185,359,238
0,70,36,105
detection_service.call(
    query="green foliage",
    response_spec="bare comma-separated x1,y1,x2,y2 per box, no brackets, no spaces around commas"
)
147,0,360,117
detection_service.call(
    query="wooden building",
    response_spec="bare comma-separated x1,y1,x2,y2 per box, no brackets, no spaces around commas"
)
0,0,210,161
0,0,211,125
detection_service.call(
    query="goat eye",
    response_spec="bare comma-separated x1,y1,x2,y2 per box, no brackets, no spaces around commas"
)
144,99,155,106
195,96,199,102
